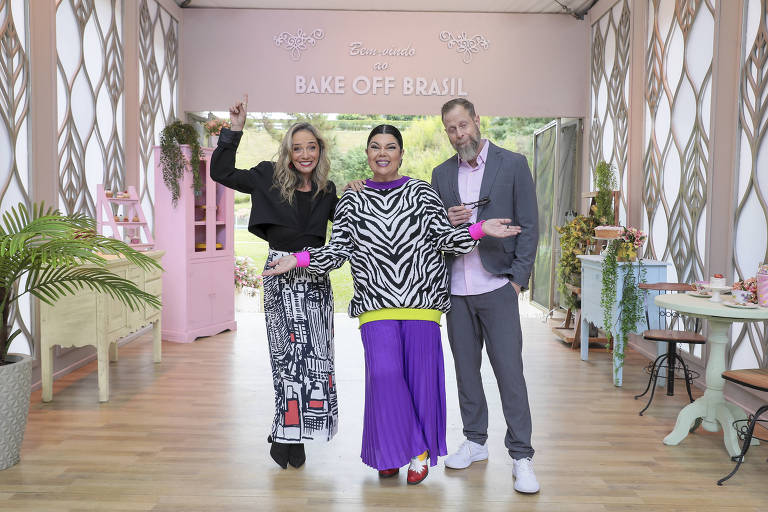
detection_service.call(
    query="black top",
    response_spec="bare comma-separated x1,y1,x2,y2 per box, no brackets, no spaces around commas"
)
210,128,338,251
263,191,324,251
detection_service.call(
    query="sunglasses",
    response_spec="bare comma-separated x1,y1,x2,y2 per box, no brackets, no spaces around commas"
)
463,196,490,209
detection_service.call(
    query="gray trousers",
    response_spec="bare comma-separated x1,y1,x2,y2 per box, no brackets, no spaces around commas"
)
446,282,534,460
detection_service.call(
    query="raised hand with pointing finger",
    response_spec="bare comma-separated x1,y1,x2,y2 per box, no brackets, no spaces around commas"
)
228,94,248,131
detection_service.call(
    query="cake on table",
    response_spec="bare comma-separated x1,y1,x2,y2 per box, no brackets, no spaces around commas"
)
710,273,726,288
594,225,624,239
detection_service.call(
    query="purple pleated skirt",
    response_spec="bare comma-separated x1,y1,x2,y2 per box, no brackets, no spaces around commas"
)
359,319,447,470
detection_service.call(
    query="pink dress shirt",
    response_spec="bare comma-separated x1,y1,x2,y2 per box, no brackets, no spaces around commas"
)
451,140,510,296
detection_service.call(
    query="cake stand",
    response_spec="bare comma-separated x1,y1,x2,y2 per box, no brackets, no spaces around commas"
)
704,284,731,303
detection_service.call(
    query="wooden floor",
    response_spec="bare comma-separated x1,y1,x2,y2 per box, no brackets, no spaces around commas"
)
2,301,767,511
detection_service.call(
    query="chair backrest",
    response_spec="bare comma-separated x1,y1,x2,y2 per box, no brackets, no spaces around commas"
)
639,282,698,332
638,283,695,292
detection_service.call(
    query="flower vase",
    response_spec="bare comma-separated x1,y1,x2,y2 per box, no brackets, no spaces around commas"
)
615,243,638,262
209,134,219,147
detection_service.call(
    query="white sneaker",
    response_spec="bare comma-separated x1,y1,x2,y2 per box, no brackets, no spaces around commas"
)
512,457,540,493
444,439,489,469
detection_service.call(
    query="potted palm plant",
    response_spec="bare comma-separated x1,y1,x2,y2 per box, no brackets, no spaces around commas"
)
0,203,162,470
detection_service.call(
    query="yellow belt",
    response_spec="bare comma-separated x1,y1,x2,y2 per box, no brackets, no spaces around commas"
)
358,308,442,328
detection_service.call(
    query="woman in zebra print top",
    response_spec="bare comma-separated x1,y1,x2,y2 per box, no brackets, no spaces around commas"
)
264,124,520,484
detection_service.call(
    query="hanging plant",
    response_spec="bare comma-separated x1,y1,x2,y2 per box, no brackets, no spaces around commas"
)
160,120,202,206
600,227,648,385
601,239,619,332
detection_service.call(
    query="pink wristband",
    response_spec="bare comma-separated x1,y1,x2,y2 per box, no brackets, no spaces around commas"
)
468,221,486,240
294,251,310,268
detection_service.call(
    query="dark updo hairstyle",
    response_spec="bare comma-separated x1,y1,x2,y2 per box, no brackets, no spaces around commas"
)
367,124,403,150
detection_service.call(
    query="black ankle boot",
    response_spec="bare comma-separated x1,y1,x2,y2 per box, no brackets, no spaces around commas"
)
268,436,289,469
288,443,306,468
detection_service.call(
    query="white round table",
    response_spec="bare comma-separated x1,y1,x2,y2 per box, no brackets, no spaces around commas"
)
654,293,768,456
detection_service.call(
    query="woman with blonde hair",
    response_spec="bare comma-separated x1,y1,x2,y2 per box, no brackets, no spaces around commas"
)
211,98,339,470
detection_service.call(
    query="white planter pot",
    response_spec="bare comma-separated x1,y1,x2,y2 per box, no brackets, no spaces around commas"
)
0,354,32,470
235,287,263,312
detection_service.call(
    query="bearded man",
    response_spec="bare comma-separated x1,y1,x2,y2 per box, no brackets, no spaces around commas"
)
431,98,540,494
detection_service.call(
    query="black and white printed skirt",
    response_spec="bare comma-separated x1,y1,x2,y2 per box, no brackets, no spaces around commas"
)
262,249,338,442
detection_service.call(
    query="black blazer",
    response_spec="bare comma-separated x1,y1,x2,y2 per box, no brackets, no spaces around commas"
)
210,128,338,242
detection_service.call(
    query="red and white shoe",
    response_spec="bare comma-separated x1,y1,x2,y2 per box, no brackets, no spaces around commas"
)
378,468,399,478
407,454,429,485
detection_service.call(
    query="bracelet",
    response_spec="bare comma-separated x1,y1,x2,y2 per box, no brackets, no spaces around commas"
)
468,221,486,240
294,251,311,268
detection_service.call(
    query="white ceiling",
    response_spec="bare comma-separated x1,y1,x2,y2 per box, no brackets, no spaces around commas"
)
179,0,596,15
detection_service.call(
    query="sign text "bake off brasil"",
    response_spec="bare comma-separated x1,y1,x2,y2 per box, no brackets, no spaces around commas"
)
293,42,469,97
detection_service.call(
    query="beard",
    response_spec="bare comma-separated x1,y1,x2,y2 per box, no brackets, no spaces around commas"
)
454,125,482,162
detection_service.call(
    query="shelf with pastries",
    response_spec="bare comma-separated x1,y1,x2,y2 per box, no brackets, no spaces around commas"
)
194,242,224,252
96,185,154,251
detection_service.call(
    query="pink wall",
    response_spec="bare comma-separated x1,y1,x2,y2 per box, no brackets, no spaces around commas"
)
182,9,588,117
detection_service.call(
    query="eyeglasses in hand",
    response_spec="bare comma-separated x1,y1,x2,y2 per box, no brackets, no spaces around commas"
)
463,196,490,209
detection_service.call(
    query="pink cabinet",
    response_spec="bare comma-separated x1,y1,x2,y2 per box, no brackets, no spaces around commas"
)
153,145,237,342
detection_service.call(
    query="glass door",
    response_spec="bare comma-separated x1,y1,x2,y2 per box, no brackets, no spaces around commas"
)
530,118,582,311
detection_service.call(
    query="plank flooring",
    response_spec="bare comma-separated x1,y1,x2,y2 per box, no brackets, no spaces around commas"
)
1,301,766,511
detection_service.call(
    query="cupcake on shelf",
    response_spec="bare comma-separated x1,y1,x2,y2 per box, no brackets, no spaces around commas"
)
710,273,726,288
594,225,623,239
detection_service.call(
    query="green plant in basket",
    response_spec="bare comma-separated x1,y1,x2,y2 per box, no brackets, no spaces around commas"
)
160,120,203,206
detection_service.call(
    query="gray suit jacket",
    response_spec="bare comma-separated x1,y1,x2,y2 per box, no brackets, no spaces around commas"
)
431,141,539,290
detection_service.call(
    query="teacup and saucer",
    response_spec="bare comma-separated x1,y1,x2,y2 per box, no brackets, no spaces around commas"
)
688,281,712,298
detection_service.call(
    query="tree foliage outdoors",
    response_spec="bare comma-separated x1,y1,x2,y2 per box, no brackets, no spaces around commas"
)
488,117,554,139
235,113,548,192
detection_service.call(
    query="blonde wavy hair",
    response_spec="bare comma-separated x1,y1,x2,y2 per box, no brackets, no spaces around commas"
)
273,122,332,205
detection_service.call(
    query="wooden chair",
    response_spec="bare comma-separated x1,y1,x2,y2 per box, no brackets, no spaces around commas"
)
717,369,768,485
633,283,706,416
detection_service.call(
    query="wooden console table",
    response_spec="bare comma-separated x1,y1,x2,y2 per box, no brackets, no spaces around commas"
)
39,251,164,402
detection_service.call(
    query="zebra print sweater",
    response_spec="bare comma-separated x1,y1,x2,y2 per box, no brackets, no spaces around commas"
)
304,177,479,317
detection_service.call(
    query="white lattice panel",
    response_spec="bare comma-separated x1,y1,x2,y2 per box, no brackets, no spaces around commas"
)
731,0,768,370
642,0,714,295
56,0,124,216
589,0,630,225
138,0,178,231
0,0,32,355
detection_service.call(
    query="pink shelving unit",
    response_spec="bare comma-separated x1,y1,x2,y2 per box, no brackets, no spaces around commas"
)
153,145,236,343
96,185,154,250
